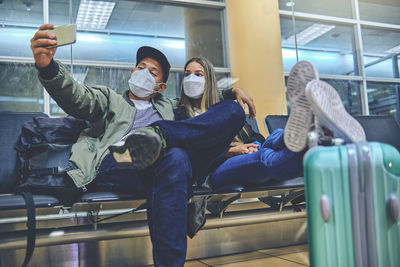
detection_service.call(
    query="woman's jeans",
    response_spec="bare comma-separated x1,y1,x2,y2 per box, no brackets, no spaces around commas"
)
95,100,245,267
211,129,305,189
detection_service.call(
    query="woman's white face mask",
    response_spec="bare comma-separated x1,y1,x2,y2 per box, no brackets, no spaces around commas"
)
128,68,162,98
183,74,205,99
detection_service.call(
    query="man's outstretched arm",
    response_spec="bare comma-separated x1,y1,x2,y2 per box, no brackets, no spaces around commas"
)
31,24,110,122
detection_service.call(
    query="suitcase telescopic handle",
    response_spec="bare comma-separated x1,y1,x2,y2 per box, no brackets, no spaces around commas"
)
387,193,399,223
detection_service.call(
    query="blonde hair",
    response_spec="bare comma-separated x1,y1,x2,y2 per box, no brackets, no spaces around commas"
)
179,57,220,117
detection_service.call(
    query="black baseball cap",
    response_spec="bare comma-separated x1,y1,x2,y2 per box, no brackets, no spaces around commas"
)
136,46,171,83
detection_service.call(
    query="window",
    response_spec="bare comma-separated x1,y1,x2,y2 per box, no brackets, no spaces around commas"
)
0,62,44,112
280,16,357,75
50,64,183,116
284,77,362,116
362,26,400,78
48,0,226,67
51,67,230,116
359,0,400,25
0,0,43,58
322,79,362,115
0,0,43,25
278,0,353,19
367,82,400,119
0,0,229,114
279,0,400,120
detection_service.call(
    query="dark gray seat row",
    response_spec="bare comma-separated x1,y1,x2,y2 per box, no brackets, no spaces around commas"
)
264,114,400,152
0,112,301,212
1,112,399,213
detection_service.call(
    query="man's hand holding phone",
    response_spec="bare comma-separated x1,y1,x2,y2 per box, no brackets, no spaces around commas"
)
30,24,77,68
31,24,58,68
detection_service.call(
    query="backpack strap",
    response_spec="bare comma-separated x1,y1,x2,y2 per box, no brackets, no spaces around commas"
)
20,191,36,267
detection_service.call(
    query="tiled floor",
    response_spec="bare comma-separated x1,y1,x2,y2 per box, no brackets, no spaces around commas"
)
184,244,309,267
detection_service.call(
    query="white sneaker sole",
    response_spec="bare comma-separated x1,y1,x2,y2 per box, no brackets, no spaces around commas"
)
306,80,366,143
284,61,319,152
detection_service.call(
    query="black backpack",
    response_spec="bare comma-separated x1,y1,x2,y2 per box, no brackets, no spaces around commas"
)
14,116,88,267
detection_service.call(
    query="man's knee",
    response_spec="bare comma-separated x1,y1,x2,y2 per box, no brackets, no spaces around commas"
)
166,147,191,167
154,147,192,183
217,100,246,126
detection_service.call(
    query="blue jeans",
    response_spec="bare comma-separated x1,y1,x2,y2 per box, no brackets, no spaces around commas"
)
95,100,245,267
211,129,305,188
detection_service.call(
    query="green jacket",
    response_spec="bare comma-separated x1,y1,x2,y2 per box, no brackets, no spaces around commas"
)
39,62,178,188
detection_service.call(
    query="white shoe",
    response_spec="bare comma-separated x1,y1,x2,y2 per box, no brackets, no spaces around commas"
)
284,61,319,152
306,80,366,143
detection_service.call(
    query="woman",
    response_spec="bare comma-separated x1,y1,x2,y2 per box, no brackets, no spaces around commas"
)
175,57,304,189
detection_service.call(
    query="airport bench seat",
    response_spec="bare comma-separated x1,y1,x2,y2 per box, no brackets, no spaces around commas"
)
2,111,399,248
3,112,399,213
0,112,303,218
264,114,400,152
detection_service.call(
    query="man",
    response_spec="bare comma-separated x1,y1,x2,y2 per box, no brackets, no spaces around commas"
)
30,24,254,267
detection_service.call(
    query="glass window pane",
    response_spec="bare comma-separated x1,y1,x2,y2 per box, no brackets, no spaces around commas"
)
367,82,400,120
359,0,400,25
0,0,43,58
0,0,43,25
322,79,362,115
362,26,400,78
364,57,395,78
49,0,74,25
50,65,183,116
50,64,230,117
48,0,226,67
284,78,362,115
0,27,38,58
0,62,44,112
398,57,400,78
280,16,357,75
278,0,353,19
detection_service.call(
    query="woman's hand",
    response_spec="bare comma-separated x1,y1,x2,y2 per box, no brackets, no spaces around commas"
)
30,24,57,68
232,87,256,119
225,143,259,158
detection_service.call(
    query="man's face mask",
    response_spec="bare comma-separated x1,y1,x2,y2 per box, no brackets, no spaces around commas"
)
183,74,205,99
128,68,162,98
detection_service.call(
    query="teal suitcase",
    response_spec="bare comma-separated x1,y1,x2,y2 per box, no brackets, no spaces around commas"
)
304,142,400,267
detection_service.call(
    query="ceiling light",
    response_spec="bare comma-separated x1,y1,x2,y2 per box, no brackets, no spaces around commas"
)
76,0,115,29
283,23,335,46
384,44,400,55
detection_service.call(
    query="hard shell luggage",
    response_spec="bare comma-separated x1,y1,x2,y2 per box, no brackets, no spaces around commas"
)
304,142,400,267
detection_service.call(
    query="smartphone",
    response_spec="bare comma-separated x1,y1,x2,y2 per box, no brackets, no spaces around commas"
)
44,24,77,48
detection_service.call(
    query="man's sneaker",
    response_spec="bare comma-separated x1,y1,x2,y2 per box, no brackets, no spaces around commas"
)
109,126,166,169
305,80,366,143
284,60,319,152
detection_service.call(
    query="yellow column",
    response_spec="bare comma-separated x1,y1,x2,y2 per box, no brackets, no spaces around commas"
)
226,0,287,135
